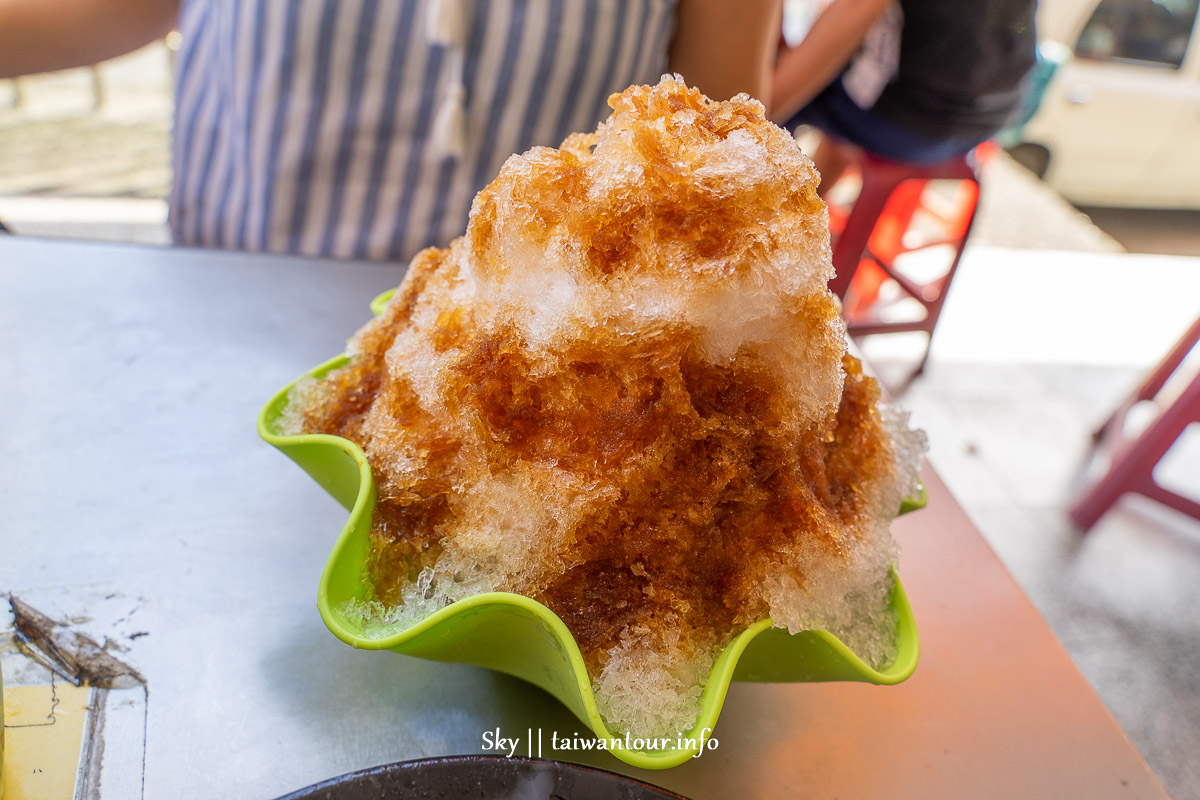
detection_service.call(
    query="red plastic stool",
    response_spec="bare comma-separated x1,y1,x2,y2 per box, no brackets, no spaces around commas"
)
1069,315,1200,532
826,147,983,375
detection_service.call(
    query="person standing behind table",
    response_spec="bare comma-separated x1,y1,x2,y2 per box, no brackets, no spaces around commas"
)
770,0,1037,195
0,0,782,262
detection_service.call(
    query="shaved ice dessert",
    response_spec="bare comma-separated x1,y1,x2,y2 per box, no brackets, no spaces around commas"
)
284,76,926,739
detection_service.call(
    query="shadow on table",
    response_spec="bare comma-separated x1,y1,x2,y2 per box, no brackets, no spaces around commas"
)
1075,206,1200,257
256,617,813,796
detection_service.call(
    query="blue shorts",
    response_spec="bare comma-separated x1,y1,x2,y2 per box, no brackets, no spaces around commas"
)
785,78,984,164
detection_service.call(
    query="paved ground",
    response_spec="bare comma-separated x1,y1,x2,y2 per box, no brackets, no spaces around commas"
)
2,50,1199,799
0,43,172,243
861,248,1200,799
0,116,169,198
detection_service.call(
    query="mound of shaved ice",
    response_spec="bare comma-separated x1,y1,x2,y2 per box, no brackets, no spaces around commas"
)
286,76,926,739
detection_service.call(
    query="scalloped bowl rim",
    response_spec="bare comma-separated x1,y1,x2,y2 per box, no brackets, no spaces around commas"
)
259,293,923,769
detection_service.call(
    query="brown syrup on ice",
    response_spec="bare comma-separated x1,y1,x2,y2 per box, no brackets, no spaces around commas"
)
295,78,915,727
305,314,893,670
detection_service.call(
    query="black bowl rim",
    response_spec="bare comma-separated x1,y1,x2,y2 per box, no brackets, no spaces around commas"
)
273,754,693,800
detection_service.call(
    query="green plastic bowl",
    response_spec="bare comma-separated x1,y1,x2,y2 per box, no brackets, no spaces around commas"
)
259,290,924,770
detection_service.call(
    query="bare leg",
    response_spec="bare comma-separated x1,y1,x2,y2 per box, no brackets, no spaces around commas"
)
809,134,852,199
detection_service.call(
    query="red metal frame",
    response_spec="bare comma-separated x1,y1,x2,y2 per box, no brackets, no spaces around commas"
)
826,148,983,375
1069,316,1200,532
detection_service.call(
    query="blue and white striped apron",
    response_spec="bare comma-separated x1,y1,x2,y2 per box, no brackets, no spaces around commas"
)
170,0,677,262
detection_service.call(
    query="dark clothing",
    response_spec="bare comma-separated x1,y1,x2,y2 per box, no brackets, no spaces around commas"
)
787,0,1037,162
790,79,986,164
874,0,1038,141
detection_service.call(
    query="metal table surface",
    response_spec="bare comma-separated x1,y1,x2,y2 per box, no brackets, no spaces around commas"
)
0,236,1169,799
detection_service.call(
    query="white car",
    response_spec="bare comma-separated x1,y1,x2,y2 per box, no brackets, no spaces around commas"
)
1013,0,1200,208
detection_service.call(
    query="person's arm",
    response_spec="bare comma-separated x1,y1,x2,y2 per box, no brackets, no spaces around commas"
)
0,0,179,79
769,0,892,123
669,0,783,105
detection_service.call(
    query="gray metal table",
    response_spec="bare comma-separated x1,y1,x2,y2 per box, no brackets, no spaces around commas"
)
0,237,1169,799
